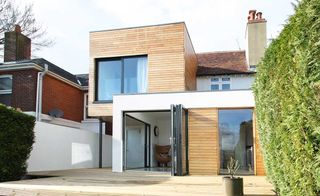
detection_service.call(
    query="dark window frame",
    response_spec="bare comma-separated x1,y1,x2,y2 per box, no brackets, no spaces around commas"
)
95,55,147,102
218,108,255,175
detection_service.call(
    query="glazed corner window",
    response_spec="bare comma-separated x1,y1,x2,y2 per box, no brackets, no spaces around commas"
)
0,75,13,106
96,56,148,101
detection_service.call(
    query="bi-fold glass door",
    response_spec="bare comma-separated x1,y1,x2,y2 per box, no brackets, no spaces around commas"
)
171,104,189,176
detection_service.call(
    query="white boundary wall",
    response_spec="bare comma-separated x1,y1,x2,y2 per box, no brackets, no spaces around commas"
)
27,121,112,172
112,90,255,172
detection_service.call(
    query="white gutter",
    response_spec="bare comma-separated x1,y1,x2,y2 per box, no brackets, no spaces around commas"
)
35,64,49,121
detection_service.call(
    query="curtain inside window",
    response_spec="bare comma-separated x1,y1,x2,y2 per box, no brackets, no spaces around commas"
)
136,57,148,93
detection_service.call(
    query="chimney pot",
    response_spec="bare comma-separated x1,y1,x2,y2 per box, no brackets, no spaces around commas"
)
248,10,257,21
256,12,263,20
14,25,21,33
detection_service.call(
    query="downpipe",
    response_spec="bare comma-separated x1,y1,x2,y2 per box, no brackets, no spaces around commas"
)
35,64,49,121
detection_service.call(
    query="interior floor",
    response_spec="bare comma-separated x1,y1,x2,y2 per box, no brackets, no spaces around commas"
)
128,167,171,172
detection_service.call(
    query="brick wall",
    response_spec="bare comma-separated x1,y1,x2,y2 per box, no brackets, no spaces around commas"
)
0,69,38,111
42,75,84,122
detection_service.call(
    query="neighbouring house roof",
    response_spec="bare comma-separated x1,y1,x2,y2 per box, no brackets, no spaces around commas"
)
0,58,88,88
31,58,80,85
196,50,255,76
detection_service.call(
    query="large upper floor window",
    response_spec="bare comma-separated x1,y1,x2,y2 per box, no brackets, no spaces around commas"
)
0,75,13,106
96,56,148,101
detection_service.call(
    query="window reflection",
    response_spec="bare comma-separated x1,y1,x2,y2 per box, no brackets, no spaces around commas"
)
96,56,147,101
219,109,254,174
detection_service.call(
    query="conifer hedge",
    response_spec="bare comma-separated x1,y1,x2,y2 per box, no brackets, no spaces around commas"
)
0,105,35,182
253,0,320,195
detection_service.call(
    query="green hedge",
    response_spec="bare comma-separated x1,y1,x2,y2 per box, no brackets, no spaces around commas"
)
253,0,320,195
0,104,35,182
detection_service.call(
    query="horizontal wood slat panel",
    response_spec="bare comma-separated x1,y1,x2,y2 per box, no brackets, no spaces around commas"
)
188,108,219,175
254,110,265,176
184,27,197,91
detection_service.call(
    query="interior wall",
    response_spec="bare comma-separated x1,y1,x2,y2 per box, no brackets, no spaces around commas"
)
125,125,145,169
157,119,171,146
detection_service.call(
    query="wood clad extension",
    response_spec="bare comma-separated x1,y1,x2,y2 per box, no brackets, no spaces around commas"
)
253,110,265,175
188,108,219,175
88,23,197,117
184,27,197,91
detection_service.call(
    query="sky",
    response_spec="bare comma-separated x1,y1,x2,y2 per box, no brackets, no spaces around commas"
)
16,0,295,74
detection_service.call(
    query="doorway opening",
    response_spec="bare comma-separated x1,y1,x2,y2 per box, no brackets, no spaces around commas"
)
123,105,189,176
124,111,171,173
124,115,151,170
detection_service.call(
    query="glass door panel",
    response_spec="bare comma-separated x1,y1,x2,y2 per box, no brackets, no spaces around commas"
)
219,109,254,174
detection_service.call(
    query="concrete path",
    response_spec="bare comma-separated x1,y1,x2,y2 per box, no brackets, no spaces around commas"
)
0,168,275,196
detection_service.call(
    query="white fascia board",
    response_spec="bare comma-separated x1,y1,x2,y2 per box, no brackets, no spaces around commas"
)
113,90,255,112
0,63,42,71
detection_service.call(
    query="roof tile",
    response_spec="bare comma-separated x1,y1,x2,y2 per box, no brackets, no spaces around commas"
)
196,51,254,76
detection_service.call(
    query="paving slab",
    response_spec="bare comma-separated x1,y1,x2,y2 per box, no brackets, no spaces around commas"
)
0,168,275,196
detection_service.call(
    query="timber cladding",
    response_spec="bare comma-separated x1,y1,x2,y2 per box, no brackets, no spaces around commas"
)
184,27,197,91
253,110,265,175
188,108,265,176
188,108,220,175
88,22,197,117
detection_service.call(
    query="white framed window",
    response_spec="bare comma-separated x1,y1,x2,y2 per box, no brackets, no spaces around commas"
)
0,75,12,106
210,76,231,91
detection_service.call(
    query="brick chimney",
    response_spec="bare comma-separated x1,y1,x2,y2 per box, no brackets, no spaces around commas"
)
4,25,31,62
246,10,267,69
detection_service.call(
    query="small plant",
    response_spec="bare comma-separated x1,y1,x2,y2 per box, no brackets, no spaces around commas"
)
227,157,240,179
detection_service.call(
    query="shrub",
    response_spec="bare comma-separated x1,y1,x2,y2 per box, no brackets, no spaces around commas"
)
253,0,320,195
0,104,35,182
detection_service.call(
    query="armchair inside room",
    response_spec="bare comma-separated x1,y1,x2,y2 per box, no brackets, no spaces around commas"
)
155,145,171,167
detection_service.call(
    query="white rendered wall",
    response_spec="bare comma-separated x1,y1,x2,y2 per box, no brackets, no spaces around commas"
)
81,119,103,134
112,90,255,172
196,75,255,91
27,121,112,172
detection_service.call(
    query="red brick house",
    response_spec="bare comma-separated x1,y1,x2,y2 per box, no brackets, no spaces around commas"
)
0,25,89,124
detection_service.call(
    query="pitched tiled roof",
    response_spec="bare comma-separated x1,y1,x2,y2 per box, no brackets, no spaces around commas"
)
196,51,255,76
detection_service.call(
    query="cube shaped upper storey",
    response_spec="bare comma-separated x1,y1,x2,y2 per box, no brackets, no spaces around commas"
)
89,22,197,99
